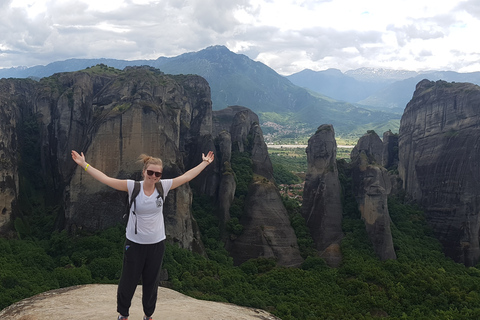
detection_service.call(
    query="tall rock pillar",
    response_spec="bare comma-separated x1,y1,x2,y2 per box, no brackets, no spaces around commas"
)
302,124,344,267
351,131,396,261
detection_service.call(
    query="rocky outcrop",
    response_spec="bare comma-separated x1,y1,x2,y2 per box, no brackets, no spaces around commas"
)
229,177,303,267
213,106,274,181
0,67,303,267
399,79,480,266
0,66,214,254
351,130,383,165
351,131,396,261
302,124,343,267
0,284,280,320
214,106,302,266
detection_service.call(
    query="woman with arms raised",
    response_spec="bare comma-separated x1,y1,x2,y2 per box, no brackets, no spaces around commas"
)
71,150,214,320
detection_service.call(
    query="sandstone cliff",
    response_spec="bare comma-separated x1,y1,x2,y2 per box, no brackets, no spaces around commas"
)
399,79,480,266
351,131,396,261
302,124,344,267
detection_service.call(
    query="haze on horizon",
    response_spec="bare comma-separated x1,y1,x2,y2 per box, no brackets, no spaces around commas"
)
1,0,479,75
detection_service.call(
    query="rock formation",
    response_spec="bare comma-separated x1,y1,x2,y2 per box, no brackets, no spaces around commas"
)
214,106,303,267
0,66,213,254
382,130,398,169
302,124,344,267
0,67,303,268
0,79,32,233
229,176,303,267
351,131,396,260
399,79,480,266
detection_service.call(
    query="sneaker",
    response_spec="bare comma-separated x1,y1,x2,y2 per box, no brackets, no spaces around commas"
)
118,316,128,320
143,316,152,320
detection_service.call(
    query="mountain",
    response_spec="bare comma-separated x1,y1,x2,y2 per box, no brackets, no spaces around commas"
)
345,67,421,82
286,68,387,103
358,71,480,113
0,46,400,140
288,67,480,115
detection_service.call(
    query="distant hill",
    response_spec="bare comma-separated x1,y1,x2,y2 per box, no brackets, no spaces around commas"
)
0,46,401,140
288,68,480,115
286,68,387,103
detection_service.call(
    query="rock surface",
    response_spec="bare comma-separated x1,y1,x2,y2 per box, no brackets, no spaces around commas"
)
398,79,480,266
302,124,344,267
214,106,302,266
351,131,396,261
0,284,280,320
0,79,31,232
382,130,398,169
228,177,304,267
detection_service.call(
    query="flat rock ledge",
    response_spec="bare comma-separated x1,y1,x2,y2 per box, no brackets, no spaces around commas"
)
0,284,280,320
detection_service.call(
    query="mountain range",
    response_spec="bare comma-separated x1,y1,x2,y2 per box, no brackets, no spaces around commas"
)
287,67,480,114
2,45,480,141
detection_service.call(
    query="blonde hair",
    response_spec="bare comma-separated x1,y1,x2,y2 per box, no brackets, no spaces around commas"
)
138,154,163,171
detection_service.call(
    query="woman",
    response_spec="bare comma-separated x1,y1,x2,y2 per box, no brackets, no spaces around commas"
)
71,150,214,320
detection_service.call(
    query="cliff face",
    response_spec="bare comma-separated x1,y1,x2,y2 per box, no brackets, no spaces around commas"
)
214,106,303,267
0,79,36,232
351,131,396,261
302,124,343,267
0,67,303,267
399,79,480,266
0,67,213,253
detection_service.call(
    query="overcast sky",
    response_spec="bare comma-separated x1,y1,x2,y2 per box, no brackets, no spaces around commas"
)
1,0,479,75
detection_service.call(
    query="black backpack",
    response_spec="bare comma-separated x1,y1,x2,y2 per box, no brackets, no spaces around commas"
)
124,181,164,234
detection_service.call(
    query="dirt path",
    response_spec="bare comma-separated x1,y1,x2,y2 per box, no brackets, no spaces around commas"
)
0,284,280,320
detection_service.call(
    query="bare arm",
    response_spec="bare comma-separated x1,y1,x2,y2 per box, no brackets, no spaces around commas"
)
71,150,128,192
171,151,214,190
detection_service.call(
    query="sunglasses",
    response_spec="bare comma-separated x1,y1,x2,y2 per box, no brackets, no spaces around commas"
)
146,170,162,177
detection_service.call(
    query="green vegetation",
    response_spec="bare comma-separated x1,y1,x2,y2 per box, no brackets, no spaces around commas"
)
84,64,123,76
4,139,480,319
268,147,307,185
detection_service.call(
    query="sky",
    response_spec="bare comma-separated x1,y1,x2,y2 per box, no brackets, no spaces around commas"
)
1,0,479,75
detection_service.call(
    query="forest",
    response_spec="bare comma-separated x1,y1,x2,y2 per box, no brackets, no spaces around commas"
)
2,148,480,320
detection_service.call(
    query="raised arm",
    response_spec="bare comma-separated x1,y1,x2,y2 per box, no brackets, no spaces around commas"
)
171,151,214,190
71,150,128,192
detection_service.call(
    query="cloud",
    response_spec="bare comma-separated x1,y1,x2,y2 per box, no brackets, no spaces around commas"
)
1,0,480,75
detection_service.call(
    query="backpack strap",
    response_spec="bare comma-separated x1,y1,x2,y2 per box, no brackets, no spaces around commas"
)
128,181,141,211
124,181,141,234
155,181,164,200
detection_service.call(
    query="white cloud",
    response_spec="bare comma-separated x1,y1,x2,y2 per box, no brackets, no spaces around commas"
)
0,0,478,75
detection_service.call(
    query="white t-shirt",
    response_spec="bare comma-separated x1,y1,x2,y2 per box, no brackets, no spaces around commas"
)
125,179,173,244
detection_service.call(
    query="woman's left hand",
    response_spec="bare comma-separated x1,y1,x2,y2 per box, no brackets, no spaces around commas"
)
202,151,215,164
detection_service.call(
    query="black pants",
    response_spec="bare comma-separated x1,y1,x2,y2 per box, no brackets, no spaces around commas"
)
117,239,166,317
